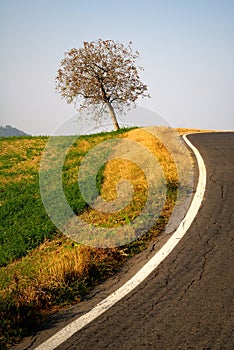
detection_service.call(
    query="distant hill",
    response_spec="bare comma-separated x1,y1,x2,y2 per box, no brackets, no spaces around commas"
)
0,125,31,137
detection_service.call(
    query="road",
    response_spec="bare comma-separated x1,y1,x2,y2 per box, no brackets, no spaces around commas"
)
18,132,234,350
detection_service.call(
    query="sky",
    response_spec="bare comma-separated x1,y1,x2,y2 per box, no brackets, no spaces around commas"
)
0,0,234,135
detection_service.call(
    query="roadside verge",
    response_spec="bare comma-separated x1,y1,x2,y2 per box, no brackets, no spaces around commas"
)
30,134,207,350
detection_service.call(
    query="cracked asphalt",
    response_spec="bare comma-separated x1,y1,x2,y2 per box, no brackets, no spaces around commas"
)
15,132,234,350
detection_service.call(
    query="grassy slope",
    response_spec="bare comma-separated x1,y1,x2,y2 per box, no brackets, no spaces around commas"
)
0,130,131,347
0,127,201,348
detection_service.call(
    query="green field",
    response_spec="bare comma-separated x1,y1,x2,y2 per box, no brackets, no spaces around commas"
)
0,130,130,266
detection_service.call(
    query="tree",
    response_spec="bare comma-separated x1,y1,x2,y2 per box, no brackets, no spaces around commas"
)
55,39,149,130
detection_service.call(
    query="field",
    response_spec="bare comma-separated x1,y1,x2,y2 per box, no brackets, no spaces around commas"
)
0,127,196,348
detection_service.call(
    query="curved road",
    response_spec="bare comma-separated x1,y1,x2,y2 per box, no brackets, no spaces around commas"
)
19,132,234,349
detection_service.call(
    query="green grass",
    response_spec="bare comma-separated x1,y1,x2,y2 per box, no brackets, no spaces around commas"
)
0,129,133,267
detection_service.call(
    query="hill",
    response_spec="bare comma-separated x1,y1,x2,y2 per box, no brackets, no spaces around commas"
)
0,125,31,137
0,127,193,348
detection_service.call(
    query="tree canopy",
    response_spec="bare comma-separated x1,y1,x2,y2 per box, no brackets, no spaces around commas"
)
55,39,149,130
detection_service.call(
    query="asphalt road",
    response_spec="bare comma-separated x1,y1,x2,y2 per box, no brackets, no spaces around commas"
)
15,132,234,350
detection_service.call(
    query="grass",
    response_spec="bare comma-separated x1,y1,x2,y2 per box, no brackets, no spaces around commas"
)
0,126,196,349
0,130,130,266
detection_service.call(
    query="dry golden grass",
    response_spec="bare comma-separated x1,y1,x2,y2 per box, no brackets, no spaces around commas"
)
63,126,196,249
80,127,179,228
0,236,121,309
176,127,215,135
0,237,124,348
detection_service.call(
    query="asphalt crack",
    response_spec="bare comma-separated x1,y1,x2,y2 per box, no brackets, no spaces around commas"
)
209,174,224,199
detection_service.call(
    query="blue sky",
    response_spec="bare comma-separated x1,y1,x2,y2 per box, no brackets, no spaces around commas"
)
0,0,233,135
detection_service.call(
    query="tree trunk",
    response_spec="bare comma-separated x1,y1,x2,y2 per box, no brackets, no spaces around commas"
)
106,101,120,130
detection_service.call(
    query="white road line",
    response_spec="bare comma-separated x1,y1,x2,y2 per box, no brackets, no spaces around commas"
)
35,134,206,350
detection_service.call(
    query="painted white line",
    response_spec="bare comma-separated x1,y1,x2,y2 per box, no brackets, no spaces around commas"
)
35,134,206,350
